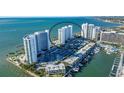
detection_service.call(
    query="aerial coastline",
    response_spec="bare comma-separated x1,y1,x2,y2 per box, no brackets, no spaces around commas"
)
0,17,123,77
6,18,124,77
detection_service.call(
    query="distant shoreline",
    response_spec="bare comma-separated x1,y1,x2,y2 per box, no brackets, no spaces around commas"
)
94,17,123,25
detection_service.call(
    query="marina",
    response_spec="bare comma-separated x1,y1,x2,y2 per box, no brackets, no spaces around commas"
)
74,50,116,77
0,17,120,77
64,42,96,77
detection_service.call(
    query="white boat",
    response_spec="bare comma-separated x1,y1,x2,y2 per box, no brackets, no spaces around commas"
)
106,51,111,55
73,67,79,72
94,47,100,54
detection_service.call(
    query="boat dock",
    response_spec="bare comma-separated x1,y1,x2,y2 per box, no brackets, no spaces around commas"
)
109,52,124,77
63,42,96,77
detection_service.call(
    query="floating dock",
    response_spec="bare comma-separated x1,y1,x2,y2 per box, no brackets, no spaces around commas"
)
109,52,124,77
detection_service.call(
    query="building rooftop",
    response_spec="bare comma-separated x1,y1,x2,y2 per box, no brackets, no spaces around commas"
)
102,31,116,33
63,42,95,65
45,63,65,71
23,31,48,39
23,34,35,40
63,56,79,64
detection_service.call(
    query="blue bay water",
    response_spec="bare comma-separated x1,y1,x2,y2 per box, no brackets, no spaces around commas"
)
0,17,120,77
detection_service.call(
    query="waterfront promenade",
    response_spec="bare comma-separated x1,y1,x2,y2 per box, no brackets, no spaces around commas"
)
6,57,39,77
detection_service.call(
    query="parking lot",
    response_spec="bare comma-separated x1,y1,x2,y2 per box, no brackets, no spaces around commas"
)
38,37,88,63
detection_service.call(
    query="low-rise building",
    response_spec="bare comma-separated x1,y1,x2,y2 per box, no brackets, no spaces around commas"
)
45,63,65,75
100,31,124,45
